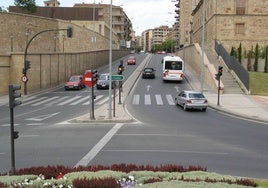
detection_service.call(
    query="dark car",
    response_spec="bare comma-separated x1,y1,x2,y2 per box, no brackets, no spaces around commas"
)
127,56,136,65
174,90,208,111
65,75,85,90
96,73,114,89
142,68,156,79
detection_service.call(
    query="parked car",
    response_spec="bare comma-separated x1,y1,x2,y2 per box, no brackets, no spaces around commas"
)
142,67,156,79
127,56,136,65
174,90,208,111
96,73,114,89
65,75,85,90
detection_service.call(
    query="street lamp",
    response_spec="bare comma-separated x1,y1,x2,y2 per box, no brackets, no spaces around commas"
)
201,0,206,93
108,0,113,119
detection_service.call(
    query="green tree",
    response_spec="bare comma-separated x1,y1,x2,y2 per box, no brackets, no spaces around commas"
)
230,46,237,57
265,45,268,73
14,0,37,13
237,43,242,63
253,43,259,72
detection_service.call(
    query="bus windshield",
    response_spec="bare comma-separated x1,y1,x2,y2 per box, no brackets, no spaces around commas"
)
164,61,183,70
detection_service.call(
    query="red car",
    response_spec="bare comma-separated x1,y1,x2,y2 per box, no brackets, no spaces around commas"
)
65,75,85,90
127,56,136,65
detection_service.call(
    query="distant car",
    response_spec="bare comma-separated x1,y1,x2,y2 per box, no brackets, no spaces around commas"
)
127,56,136,65
65,75,85,90
142,67,156,79
96,73,114,89
174,90,208,111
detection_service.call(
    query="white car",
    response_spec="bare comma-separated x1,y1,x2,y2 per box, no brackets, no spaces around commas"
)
174,90,208,111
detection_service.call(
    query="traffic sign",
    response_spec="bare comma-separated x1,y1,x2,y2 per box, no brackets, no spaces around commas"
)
111,75,124,81
21,75,28,83
84,71,93,87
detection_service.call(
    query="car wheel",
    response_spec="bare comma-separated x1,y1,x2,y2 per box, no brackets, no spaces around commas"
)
183,103,188,111
202,108,207,112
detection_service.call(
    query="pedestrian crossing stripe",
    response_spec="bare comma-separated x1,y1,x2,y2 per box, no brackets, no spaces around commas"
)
132,94,175,105
9,94,176,107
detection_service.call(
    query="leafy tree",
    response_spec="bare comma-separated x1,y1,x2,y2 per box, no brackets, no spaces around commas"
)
14,0,37,13
247,50,252,71
253,43,259,72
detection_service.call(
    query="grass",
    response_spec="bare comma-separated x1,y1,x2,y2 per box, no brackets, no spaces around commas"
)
249,72,268,96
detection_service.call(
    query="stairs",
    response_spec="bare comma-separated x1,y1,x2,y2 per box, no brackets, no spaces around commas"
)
205,47,244,94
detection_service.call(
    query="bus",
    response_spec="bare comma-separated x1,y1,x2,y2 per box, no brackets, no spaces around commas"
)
162,55,185,82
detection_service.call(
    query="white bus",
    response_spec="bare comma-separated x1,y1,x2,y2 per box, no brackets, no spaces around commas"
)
162,55,185,81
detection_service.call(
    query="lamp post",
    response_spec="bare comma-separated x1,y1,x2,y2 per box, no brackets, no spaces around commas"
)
201,0,206,93
108,0,113,119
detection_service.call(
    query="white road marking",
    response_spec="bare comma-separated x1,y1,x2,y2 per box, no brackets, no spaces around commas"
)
166,94,175,105
31,96,60,106
74,123,124,167
155,94,163,105
144,94,151,105
132,94,140,105
25,112,60,121
57,96,81,105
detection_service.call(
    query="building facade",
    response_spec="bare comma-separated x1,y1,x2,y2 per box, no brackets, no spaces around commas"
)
9,2,133,49
174,0,268,51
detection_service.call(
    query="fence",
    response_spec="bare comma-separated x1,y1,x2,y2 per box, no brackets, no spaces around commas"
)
215,40,249,90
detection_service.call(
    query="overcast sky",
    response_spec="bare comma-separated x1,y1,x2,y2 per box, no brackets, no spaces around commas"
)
1,0,177,35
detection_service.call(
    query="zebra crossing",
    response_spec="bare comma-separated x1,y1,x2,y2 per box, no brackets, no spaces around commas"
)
132,94,175,106
12,94,176,107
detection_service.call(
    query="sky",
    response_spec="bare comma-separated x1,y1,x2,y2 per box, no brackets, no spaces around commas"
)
1,0,177,36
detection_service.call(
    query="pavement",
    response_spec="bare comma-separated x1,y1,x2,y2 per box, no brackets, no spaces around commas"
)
1,54,268,124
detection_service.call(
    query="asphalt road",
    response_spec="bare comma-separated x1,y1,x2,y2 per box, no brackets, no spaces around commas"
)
0,53,267,180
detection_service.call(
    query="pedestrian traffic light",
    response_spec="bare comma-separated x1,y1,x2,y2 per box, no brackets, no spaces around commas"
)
13,131,19,139
26,60,31,70
218,66,223,76
92,69,98,82
9,84,22,108
215,66,223,80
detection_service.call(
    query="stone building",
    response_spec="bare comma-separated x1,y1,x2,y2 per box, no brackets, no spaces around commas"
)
9,2,133,49
175,0,268,51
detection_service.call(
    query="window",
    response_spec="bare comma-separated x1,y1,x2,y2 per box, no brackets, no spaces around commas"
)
236,0,245,14
235,23,245,34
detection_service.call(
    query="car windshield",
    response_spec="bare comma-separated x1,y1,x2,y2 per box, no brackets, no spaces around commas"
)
144,68,152,72
189,93,205,99
129,57,135,60
165,61,182,70
99,75,108,80
69,76,80,82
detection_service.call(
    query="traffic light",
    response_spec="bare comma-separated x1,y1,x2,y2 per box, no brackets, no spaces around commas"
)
22,67,26,75
67,26,73,38
9,84,22,108
26,60,31,70
215,66,223,80
118,65,124,75
13,131,19,139
92,69,98,82
218,66,223,76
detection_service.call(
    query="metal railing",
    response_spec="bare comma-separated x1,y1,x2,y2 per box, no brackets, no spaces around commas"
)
215,40,249,90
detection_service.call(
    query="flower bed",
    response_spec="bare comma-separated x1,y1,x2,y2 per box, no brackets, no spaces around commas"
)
0,164,259,188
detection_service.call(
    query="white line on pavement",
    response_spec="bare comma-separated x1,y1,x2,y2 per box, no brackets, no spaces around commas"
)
74,123,124,167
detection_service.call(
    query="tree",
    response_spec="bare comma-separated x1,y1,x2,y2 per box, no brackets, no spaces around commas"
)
230,46,237,57
253,43,259,72
14,0,37,13
237,43,242,63
265,45,268,73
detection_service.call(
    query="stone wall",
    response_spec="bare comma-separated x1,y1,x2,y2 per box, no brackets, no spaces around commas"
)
0,11,128,96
